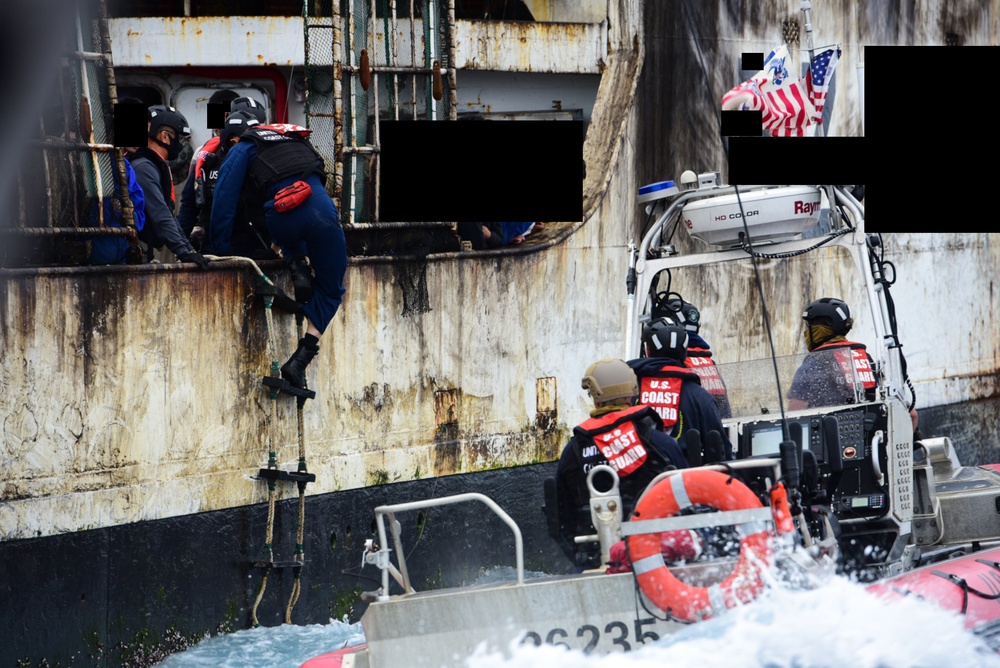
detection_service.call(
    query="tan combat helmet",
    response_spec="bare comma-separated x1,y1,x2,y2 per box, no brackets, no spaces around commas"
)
581,359,639,407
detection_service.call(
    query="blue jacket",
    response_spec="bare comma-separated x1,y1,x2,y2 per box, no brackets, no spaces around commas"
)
628,356,734,460
212,138,347,334
88,159,146,265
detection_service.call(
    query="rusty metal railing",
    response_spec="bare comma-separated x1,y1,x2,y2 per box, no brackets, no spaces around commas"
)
308,0,457,229
5,0,139,268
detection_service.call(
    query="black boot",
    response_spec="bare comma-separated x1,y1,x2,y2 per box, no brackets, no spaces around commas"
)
281,336,319,389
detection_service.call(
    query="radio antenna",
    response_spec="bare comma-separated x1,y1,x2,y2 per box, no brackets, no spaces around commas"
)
734,184,789,442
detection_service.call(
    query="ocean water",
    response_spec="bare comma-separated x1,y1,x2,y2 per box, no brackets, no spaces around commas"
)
159,572,1000,668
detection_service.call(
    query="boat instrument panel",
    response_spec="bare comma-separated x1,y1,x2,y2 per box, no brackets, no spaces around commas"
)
735,404,891,521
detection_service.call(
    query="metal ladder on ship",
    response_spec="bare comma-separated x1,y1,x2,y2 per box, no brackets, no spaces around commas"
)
9,0,142,256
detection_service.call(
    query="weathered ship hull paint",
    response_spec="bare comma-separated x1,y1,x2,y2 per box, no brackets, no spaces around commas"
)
3,1,1000,666
2,0,646,546
108,17,609,73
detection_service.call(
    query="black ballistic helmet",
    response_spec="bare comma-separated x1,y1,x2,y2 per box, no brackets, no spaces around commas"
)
642,317,690,361
666,297,701,333
147,105,191,138
219,110,260,147
230,96,267,123
803,297,853,335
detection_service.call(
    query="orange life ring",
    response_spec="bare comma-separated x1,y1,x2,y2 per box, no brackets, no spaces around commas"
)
626,469,773,622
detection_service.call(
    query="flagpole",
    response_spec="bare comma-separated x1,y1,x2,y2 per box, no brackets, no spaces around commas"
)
855,0,864,136
800,0,823,136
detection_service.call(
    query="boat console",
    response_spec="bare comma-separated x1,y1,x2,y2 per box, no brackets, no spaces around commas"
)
736,404,892,520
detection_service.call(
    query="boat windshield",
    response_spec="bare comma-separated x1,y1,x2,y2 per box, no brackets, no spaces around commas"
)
634,241,878,421
713,351,871,420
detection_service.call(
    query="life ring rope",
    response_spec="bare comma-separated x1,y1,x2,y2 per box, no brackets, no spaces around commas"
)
626,468,775,622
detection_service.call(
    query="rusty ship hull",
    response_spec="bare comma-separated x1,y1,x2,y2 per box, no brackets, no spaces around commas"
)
2,0,999,665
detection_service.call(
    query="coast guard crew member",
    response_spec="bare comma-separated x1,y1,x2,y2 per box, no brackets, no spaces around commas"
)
210,122,347,390
555,359,692,568
628,317,734,460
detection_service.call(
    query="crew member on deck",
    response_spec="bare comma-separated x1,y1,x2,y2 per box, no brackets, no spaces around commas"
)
127,105,209,268
628,317,734,460
554,358,693,569
194,111,274,257
211,122,347,390
178,89,239,244
789,297,919,432
664,296,732,418
788,297,877,409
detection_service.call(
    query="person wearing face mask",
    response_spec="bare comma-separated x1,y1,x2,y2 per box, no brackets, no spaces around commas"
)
127,105,210,268
790,299,920,434
788,297,878,410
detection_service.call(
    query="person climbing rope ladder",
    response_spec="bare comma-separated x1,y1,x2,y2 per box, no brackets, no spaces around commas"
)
211,123,348,390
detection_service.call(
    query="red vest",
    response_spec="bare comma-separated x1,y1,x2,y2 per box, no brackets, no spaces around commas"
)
636,366,698,430
814,340,877,390
575,405,661,477
685,348,728,397
194,136,222,179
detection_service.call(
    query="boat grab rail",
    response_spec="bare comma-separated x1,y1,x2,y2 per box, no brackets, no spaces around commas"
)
623,458,783,537
636,457,783,507
371,493,525,601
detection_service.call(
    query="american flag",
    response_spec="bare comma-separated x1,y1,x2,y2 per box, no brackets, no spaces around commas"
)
806,46,842,127
721,44,841,137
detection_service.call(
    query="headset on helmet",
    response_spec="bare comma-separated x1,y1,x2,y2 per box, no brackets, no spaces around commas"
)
803,297,853,335
147,105,191,138
642,317,690,361
230,96,267,123
581,359,638,406
666,296,701,333
219,110,260,147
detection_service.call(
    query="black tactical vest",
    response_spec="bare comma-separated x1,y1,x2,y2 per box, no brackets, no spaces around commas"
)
240,127,325,192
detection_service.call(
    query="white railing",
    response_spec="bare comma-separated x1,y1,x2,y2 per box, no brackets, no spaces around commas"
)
369,493,525,601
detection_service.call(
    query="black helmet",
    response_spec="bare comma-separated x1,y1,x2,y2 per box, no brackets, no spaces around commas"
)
642,317,690,361
208,89,240,106
230,96,267,123
666,297,701,333
803,297,853,335
219,110,260,147
147,105,191,138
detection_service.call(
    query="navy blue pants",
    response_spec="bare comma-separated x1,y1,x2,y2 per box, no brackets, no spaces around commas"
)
264,175,348,334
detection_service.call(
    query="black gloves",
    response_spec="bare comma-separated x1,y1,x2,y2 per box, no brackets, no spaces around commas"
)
289,258,314,304
272,292,304,314
179,251,211,270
